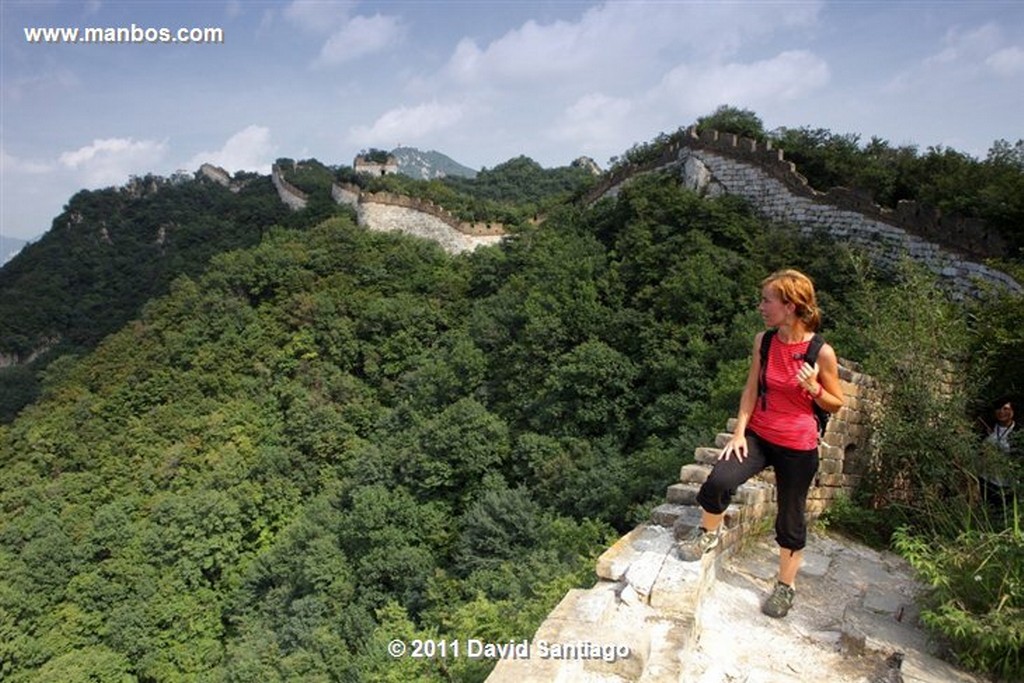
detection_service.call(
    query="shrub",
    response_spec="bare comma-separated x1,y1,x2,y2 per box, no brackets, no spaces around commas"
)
894,515,1024,681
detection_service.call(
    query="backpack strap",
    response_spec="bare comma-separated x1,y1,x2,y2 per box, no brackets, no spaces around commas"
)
757,330,825,410
804,333,825,367
804,333,830,440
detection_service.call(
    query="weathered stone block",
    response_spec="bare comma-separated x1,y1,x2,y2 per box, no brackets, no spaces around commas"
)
670,507,705,539
678,463,711,484
596,524,671,581
694,446,723,464
666,482,700,506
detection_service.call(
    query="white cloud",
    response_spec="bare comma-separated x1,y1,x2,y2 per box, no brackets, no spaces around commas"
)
1,148,54,175
314,14,405,67
185,125,275,174
348,101,465,147
548,93,634,153
283,0,354,34
925,24,1003,68
58,138,168,187
987,46,1024,76
654,51,830,117
886,22,1022,94
443,1,821,89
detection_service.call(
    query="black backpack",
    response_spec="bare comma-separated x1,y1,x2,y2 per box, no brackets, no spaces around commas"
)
758,329,830,440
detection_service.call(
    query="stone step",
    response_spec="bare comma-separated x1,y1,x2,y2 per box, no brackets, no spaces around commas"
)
694,446,722,465
714,431,734,448
735,480,775,506
650,503,701,531
597,523,673,582
666,482,701,506
679,463,711,484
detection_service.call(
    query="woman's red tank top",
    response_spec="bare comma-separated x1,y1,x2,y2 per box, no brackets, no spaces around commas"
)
748,334,818,450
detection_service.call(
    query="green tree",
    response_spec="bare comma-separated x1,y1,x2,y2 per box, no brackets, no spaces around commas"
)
696,104,766,140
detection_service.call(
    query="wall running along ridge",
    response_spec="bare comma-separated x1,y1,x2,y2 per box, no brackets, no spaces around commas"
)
332,182,505,254
586,127,1020,298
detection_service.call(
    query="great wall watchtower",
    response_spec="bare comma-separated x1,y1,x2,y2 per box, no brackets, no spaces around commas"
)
354,153,399,177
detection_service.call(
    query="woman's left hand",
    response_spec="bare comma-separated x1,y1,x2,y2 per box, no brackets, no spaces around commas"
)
796,361,819,393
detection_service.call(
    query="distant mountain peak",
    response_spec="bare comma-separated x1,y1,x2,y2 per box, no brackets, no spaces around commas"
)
391,147,478,180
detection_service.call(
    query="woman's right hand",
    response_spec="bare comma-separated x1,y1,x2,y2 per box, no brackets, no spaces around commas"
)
721,434,748,462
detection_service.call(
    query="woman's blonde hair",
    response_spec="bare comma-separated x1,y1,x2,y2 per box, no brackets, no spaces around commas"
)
762,269,821,331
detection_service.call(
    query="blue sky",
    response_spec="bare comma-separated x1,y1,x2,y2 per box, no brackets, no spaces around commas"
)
2,0,1022,241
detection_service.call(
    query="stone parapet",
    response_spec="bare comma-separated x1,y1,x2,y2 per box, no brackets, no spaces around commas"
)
583,128,1020,298
329,182,507,254
271,164,308,211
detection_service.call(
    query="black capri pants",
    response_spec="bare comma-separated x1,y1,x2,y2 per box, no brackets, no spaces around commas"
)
696,430,819,551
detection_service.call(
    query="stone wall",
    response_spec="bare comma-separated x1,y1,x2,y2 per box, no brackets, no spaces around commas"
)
356,203,504,254
586,128,1021,298
354,155,399,176
271,164,309,211
198,163,232,188
332,182,506,254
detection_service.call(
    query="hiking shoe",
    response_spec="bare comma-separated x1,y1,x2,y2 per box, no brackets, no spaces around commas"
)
762,581,795,618
676,526,720,561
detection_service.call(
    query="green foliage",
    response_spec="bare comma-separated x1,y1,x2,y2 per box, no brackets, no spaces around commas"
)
831,262,977,539
696,104,766,141
0,172,290,423
894,521,1024,680
819,493,892,550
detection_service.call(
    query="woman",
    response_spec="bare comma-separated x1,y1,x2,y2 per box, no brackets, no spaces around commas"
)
677,269,844,618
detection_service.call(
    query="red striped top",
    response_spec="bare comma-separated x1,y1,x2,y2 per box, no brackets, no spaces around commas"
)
748,334,818,450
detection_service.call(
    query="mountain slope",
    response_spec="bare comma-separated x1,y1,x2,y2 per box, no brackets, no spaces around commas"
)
392,146,478,180
0,172,871,681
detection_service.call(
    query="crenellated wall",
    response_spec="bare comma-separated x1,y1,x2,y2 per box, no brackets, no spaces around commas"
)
332,182,506,254
271,164,309,211
586,128,1020,298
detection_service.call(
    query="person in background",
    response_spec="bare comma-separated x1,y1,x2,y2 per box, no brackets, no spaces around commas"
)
979,398,1019,511
676,269,843,619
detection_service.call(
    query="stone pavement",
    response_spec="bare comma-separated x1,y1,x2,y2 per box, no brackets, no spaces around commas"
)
486,525,992,683
687,529,992,683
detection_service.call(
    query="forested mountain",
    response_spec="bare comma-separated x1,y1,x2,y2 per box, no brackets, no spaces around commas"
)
1,113,1023,681
0,158,596,424
0,172,292,422
0,169,868,680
